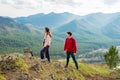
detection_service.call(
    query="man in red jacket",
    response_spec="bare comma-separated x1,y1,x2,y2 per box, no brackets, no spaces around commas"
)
64,32,78,70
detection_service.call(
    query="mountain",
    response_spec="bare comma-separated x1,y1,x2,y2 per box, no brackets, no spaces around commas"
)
14,12,120,63
0,17,43,54
0,53,120,80
14,12,78,28
0,16,30,34
14,12,120,40
102,14,120,39
1,12,120,63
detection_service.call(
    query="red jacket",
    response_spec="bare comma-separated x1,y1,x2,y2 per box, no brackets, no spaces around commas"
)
64,37,77,53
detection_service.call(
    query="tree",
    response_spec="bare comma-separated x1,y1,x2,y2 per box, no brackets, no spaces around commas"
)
104,46,120,69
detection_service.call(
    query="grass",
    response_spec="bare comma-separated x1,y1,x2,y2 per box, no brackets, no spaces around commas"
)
45,61,85,80
90,64,112,76
0,53,119,80
53,60,115,80
0,74,6,80
71,62,113,77
12,58,29,72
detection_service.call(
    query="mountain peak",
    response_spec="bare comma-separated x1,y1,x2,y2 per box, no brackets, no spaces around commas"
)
47,12,73,15
14,12,78,28
0,16,14,23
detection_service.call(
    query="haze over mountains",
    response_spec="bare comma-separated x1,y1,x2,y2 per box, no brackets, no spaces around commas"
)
14,12,78,28
15,12,120,39
0,12,120,62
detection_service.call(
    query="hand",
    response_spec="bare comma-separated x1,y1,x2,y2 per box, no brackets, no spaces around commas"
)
74,53,76,56
64,51,66,54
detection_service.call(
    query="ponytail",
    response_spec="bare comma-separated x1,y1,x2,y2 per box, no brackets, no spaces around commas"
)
48,32,52,37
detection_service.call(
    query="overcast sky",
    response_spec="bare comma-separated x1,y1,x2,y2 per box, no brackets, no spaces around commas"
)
0,0,120,17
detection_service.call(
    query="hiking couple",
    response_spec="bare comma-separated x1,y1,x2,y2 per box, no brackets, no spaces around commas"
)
40,27,78,70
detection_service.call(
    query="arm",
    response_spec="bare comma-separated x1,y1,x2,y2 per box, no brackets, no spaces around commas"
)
73,39,77,55
64,39,67,53
41,34,46,47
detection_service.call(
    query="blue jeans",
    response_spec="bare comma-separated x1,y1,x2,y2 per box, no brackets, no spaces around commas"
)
40,46,50,62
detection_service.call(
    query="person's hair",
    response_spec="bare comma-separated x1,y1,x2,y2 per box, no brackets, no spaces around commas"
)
67,32,72,36
45,27,52,37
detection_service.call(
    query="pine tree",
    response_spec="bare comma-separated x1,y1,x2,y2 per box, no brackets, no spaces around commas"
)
104,46,120,69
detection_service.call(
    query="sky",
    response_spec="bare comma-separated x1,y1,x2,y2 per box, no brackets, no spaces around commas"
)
0,0,120,18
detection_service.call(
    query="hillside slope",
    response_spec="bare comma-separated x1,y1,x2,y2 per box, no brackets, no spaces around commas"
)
0,53,120,80
0,17,43,54
14,12,120,51
1,12,120,62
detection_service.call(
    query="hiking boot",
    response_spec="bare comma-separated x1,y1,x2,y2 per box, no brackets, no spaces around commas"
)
76,68,79,70
76,66,79,70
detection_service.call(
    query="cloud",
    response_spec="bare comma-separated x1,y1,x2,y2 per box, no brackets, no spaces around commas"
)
102,0,120,5
0,0,120,17
0,0,39,9
0,0,83,10
0,0,12,4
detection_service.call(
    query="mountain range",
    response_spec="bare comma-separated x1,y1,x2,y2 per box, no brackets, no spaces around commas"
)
0,12,120,62
15,12,120,40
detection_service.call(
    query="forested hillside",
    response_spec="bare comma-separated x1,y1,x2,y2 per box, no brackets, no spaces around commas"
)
0,12,120,62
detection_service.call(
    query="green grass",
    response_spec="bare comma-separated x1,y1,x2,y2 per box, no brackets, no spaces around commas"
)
53,60,116,79
0,74,6,80
0,53,119,80
12,58,29,72
71,62,113,77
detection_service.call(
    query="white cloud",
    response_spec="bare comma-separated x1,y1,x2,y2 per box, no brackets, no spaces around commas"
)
0,0,120,17
102,0,120,5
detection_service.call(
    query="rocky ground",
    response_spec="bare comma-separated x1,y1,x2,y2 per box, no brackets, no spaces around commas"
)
0,53,120,80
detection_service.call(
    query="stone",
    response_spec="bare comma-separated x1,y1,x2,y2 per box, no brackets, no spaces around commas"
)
23,48,34,58
67,77,73,80
17,73,29,80
49,73,55,80
30,63,42,73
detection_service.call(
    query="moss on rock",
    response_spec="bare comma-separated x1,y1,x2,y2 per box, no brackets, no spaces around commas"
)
0,74,6,80
12,58,29,72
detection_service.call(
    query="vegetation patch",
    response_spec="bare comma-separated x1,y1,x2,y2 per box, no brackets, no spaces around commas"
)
12,58,29,72
0,74,6,80
0,56,29,72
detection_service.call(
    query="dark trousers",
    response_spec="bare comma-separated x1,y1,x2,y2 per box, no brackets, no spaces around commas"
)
66,51,78,69
40,46,50,62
